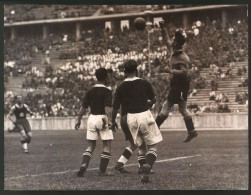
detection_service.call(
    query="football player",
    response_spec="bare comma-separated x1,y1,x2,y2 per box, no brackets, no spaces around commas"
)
7,95,33,153
155,20,198,142
75,68,114,177
111,60,163,183
114,71,154,175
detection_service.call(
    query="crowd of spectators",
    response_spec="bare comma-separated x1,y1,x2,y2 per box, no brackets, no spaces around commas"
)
4,5,99,23
4,16,248,116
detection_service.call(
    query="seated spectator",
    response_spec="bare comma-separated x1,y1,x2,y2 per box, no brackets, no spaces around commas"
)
237,67,242,76
200,103,211,113
242,92,248,103
190,88,197,97
209,91,216,100
242,65,247,74
218,103,231,113
225,67,233,79
220,71,226,79
188,103,200,114
215,93,223,102
235,92,241,102
238,77,248,87
210,77,218,91
210,102,218,112
221,93,229,103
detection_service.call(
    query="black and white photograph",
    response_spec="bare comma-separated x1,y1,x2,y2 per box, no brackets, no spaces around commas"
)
2,2,249,191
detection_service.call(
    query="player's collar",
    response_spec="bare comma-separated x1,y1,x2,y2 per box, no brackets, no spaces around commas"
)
94,84,111,90
15,104,24,108
124,77,140,82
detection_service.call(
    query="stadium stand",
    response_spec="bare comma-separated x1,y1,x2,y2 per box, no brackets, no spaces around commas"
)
4,6,248,117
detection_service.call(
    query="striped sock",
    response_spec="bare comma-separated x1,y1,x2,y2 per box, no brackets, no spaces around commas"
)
100,152,111,172
138,155,146,167
81,151,92,168
118,147,133,165
146,150,157,168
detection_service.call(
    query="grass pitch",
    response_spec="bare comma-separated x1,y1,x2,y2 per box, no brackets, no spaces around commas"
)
4,129,248,190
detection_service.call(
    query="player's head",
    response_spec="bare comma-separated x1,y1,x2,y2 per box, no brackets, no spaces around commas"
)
172,29,185,50
123,60,138,76
95,68,108,82
16,95,23,104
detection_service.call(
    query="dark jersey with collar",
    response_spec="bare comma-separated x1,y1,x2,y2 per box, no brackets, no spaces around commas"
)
10,104,29,119
82,84,112,115
113,78,155,114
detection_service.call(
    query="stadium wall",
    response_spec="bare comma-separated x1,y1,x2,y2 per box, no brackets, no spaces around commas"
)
4,113,248,131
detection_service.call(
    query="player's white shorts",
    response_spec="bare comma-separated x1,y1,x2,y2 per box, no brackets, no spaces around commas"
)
127,110,163,146
87,114,113,140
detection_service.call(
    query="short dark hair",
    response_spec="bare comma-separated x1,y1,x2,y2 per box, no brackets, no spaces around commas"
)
124,60,138,74
95,68,108,81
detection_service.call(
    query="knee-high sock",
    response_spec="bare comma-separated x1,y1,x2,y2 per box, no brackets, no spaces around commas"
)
100,152,111,172
138,155,146,168
81,151,92,168
146,150,157,169
118,147,132,165
155,115,168,128
184,116,195,132
20,138,28,150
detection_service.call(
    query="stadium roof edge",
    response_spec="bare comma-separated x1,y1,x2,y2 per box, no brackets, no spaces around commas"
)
4,4,246,27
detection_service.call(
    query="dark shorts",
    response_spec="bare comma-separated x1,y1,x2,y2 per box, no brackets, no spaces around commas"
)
168,88,189,104
120,115,133,141
15,118,31,133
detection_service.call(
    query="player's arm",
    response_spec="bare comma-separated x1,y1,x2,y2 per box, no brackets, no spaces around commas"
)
146,81,157,108
103,89,113,129
159,20,172,51
111,87,121,131
24,104,34,116
7,106,16,123
165,63,188,76
75,106,88,130
75,92,89,130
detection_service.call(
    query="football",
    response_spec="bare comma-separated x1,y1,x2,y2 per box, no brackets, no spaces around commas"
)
134,17,146,31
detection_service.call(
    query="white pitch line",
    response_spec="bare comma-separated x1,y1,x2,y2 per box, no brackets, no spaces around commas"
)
5,154,201,180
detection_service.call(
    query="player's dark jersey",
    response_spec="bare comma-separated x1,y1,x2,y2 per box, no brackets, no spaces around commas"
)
113,78,155,114
168,50,191,103
11,104,29,119
170,50,190,91
82,84,112,115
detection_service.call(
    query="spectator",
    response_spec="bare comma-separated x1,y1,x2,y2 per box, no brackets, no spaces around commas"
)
215,93,223,102
221,93,229,103
209,91,216,100
210,77,218,91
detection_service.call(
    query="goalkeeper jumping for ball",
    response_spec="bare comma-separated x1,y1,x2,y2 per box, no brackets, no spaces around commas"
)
155,20,198,142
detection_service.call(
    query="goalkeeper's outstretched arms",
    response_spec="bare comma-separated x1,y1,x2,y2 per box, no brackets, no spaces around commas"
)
159,20,172,51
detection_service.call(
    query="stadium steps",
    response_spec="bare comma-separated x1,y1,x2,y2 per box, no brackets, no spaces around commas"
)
187,60,248,112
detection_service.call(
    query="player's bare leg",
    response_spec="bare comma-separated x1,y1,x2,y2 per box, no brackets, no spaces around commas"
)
155,100,174,128
179,101,198,142
77,140,96,177
20,130,28,154
99,140,113,176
